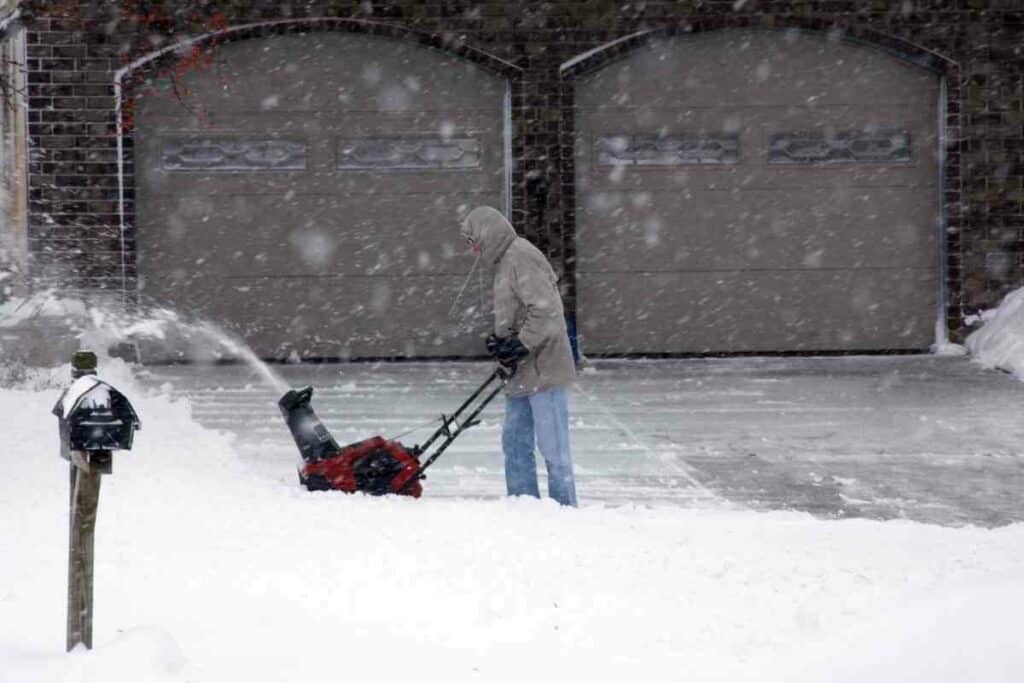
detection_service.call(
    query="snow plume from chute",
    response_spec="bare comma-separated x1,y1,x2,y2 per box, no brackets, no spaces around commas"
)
0,290,287,393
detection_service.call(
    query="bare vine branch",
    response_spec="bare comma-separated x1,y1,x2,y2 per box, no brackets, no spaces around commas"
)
0,57,25,113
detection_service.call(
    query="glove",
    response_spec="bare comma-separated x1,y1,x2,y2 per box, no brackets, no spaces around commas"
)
486,334,530,366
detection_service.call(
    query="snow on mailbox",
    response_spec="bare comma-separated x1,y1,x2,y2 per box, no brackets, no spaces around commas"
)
53,375,141,470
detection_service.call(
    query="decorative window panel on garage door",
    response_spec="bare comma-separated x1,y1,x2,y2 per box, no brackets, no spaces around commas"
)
336,137,482,170
135,33,506,360
574,30,941,354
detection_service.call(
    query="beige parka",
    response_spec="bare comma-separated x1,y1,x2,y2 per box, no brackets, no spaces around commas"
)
461,206,576,397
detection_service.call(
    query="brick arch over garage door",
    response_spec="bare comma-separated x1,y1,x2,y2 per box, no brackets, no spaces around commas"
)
134,31,508,360
572,29,942,354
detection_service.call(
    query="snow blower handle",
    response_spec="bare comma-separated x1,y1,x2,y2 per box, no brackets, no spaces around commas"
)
413,366,511,456
496,360,517,381
399,366,513,492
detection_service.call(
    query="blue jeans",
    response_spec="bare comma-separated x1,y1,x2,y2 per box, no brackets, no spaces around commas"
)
502,387,577,507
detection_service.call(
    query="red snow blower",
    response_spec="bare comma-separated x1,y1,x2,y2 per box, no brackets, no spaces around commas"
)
277,366,512,497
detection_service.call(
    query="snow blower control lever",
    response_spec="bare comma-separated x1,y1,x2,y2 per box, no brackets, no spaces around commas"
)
278,364,513,497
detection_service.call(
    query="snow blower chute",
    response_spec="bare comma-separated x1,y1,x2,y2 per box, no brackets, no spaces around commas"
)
278,367,511,497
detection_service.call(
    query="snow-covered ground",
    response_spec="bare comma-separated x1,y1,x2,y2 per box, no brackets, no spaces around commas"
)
3,357,1024,682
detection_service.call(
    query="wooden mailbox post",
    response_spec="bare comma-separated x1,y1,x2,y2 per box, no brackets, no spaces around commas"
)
53,351,140,651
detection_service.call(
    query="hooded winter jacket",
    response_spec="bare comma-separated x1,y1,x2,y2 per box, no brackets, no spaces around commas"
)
461,206,576,397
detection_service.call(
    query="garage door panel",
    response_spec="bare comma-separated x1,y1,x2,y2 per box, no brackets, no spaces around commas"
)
577,33,939,111
135,111,503,135
578,269,938,353
577,163,937,194
139,193,500,278
576,188,939,271
578,105,936,149
171,34,505,114
576,161,937,195
139,166,503,198
177,275,491,358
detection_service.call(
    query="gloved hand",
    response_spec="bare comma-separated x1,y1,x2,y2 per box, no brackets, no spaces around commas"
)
485,334,530,366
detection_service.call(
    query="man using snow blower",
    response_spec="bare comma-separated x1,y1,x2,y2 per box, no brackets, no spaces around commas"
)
459,206,578,507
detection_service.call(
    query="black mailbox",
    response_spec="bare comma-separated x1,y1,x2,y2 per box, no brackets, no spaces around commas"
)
53,376,141,455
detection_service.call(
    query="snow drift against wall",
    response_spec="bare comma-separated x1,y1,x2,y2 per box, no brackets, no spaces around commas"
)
966,286,1024,379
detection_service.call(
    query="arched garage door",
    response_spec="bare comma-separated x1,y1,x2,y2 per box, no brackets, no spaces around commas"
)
574,30,941,354
136,32,506,359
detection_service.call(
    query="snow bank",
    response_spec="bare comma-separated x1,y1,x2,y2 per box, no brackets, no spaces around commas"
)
965,286,1024,378
2,370,1023,683
788,580,1024,682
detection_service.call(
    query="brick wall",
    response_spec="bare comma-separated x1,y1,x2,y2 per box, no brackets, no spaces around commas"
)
11,0,1024,343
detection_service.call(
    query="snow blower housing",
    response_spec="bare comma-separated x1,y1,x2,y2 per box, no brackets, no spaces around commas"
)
278,368,509,497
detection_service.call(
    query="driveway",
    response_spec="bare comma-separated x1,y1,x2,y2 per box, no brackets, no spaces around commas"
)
143,355,1024,527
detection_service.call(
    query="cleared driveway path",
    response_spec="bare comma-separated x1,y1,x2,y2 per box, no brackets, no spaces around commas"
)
144,355,1024,527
